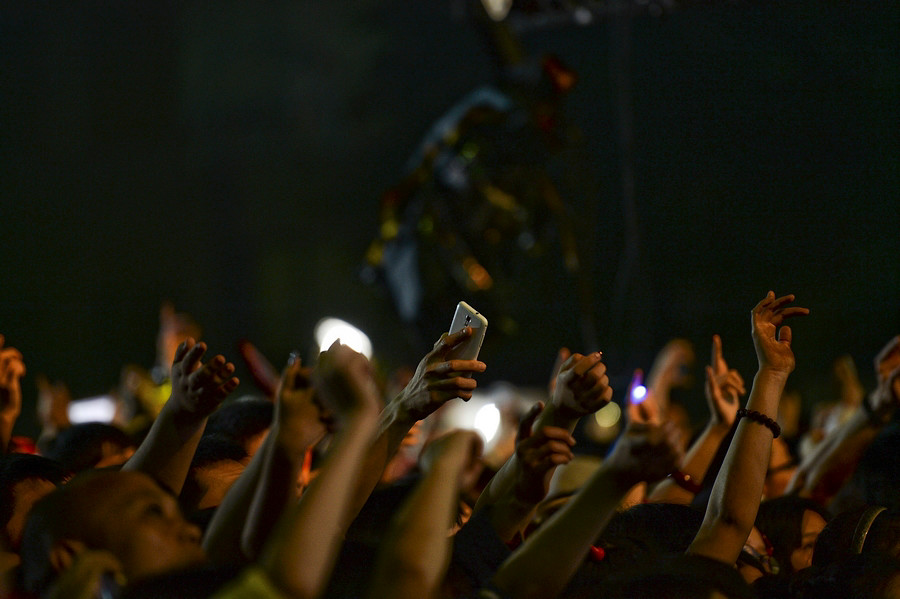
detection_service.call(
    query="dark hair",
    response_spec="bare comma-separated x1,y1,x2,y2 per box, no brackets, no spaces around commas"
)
205,396,273,448
813,506,900,568
755,495,830,575
46,422,135,473
565,503,706,598
0,454,68,529
598,553,755,599
795,550,900,599
830,421,900,514
189,435,248,471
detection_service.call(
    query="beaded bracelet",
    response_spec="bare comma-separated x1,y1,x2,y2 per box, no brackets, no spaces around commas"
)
736,408,781,438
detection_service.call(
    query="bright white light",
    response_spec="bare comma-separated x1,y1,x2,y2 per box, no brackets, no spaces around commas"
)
68,396,117,424
630,384,647,403
474,402,501,444
594,402,622,429
314,317,373,359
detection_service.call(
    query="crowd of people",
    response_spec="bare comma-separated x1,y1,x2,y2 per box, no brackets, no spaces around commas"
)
0,292,898,598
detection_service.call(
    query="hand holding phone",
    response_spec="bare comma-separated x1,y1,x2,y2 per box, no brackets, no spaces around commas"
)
447,301,488,362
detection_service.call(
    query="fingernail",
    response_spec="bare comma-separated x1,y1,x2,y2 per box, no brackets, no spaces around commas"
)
288,350,301,365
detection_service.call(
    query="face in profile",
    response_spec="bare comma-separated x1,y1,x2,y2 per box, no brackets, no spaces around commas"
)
68,471,207,583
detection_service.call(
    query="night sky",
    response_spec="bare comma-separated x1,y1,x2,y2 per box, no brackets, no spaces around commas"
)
2,2,897,437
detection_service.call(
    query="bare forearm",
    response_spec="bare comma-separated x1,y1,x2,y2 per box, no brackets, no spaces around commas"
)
368,461,461,599
493,467,632,599
476,402,576,511
122,401,206,495
263,410,378,599
648,422,729,504
791,407,881,501
347,398,418,521
240,428,306,560
689,369,786,563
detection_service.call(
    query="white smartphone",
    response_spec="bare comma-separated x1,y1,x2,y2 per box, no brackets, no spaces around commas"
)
447,301,488,361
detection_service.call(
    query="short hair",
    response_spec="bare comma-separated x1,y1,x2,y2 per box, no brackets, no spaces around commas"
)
189,435,248,471
598,553,756,599
205,396,273,447
46,422,135,473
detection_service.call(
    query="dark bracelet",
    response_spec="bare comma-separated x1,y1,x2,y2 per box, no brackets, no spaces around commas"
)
669,469,703,495
736,408,781,438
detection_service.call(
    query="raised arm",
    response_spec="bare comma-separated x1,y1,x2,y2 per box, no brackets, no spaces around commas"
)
475,351,610,521
123,338,238,495
786,335,900,502
485,402,576,542
688,291,808,565
649,334,744,504
368,430,484,599
257,341,381,599
492,416,682,599
345,327,486,525
0,335,26,454
203,355,327,565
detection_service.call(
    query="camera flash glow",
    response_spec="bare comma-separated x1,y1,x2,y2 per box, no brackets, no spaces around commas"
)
474,402,501,444
630,384,647,403
314,317,373,359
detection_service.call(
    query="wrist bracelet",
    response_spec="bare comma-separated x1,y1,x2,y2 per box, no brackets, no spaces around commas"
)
669,469,703,495
736,408,781,438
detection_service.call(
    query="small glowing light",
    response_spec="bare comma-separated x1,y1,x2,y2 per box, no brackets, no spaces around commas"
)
630,385,647,403
481,0,513,21
474,402,501,444
594,402,622,428
314,317,373,359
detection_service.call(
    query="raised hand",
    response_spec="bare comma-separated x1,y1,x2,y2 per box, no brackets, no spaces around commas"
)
875,336,900,380
273,356,329,456
626,368,661,426
869,336,900,415
420,429,484,493
646,339,695,414
313,341,381,423
704,335,745,428
396,327,487,421
170,338,239,417
513,402,575,503
751,292,809,375
550,351,612,419
0,335,25,421
605,418,684,488
0,335,26,452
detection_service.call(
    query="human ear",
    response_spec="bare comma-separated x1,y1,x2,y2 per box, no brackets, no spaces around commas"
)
49,538,87,575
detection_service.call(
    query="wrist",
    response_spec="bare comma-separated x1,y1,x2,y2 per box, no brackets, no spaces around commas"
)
537,402,579,431
387,393,418,427
756,366,792,382
704,419,732,437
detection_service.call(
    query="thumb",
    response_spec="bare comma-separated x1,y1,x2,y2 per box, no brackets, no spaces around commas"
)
518,401,544,441
778,325,793,346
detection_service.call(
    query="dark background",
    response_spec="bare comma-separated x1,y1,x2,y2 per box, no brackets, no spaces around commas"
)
2,2,897,437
